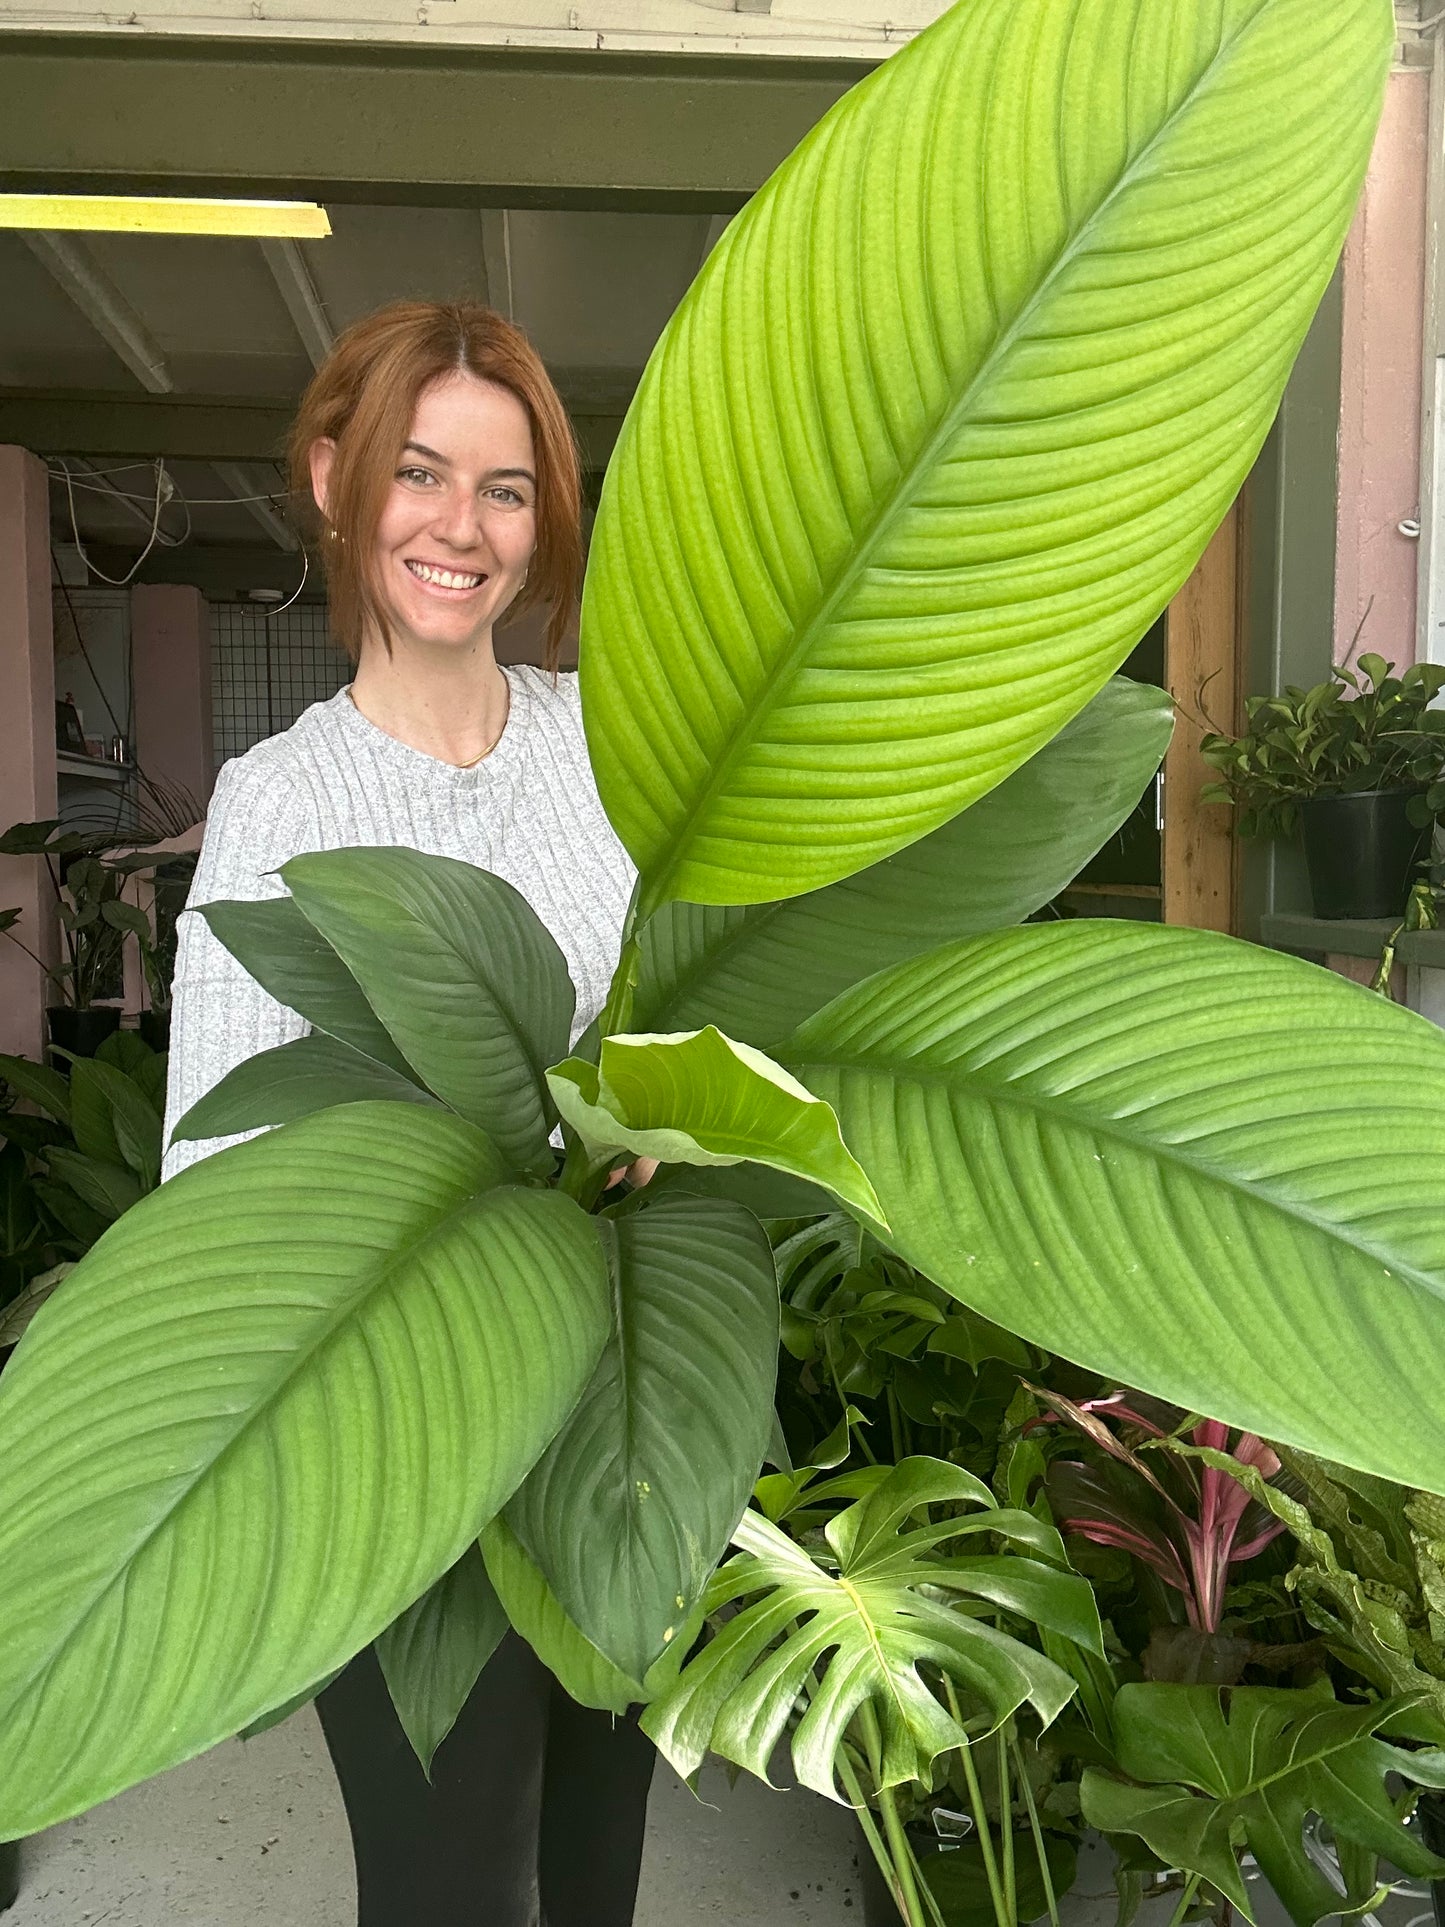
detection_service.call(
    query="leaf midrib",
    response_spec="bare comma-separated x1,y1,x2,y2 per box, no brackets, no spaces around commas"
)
640,7,1258,909
0,1167,512,1735
785,1051,1442,1304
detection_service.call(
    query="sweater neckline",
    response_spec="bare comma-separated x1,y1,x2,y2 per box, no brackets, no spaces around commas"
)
326,666,533,788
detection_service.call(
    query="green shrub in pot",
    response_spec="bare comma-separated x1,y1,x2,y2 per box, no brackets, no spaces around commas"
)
4,9,1445,1927
1200,656,1445,918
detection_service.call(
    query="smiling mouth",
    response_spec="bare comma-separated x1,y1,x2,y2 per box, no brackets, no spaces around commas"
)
406,560,488,591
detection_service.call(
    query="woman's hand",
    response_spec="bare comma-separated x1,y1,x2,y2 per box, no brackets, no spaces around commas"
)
606,1157,659,1191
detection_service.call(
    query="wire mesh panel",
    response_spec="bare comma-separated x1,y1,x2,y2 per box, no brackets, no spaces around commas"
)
211,602,347,767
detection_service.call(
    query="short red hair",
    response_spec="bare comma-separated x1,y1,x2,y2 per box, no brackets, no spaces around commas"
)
287,301,583,670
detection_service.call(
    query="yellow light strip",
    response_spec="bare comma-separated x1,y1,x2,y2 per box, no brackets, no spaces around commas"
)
0,196,332,238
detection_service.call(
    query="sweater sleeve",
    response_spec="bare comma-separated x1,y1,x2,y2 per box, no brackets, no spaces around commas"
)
161,756,321,1181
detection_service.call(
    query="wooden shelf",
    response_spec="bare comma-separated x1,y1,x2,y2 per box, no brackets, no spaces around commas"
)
56,753,132,784
1260,912,1445,969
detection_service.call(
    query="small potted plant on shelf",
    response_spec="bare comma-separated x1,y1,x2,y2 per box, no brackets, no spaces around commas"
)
1199,653,1445,919
0,819,155,1063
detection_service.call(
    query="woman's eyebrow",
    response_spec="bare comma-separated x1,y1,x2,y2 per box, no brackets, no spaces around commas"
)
485,466,537,485
402,440,450,465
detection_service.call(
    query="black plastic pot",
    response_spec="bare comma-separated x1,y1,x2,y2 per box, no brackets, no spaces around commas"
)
45,1004,121,1070
0,1837,18,1912
1299,788,1428,920
138,1008,170,1052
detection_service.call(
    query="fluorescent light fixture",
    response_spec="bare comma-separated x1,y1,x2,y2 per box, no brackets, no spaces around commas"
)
0,196,331,238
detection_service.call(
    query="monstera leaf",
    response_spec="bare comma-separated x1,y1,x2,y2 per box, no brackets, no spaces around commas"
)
506,1195,780,1680
642,1458,1097,1799
0,1104,610,1838
782,921,1445,1493
581,0,1389,911
630,678,1173,1045
1081,1685,1445,1925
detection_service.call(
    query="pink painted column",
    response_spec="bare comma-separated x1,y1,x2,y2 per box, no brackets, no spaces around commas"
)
131,584,214,819
0,446,57,1060
1335,68,1431,669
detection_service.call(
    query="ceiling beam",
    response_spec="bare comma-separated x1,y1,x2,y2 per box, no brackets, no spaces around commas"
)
258,238,334,371
211,461,300,552
20,232,173,393
479,210,514,320
0,37,864,207
697,212,733,271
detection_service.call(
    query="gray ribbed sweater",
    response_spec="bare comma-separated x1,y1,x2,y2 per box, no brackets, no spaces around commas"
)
161,667,636,1180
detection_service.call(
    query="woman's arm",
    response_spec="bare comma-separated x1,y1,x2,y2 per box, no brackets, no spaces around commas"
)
160,757,321,1181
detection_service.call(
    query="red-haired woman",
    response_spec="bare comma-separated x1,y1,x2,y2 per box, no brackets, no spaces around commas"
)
161,303,655,1925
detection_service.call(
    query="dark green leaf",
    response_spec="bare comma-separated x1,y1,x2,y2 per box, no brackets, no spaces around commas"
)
174,1035,442,1142
44,1149,142,1223
376,1545,507,1778
0,1055,71,1127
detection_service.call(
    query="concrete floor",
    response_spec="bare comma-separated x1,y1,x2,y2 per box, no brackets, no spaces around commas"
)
7,1705,863,1926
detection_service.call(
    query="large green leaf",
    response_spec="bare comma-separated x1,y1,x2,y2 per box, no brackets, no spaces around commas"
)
0,1103,610,1838
1080,1685,1445,1925
173,1032,442,1142
782,921,1445,1493
376,1545,508,1777
281,850,574,1171
506,1195,780,1681
642,1458,1092,1800
632,679,1173,1045
580,0,1389,911
547,1028,882,1219
200,895,414,1078
482,1515,648,1715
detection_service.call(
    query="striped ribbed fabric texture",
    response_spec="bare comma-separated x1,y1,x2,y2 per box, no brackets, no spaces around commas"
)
161,666,636,1180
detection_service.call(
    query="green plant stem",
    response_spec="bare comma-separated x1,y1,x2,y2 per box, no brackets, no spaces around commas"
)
1009,1728,1060,1927
837,1744,907,1918
856,1704,930,1927
955,1722,1011,1927
1167,1873,1202,1927
823,1327,877,1463
997,1725,1017,1926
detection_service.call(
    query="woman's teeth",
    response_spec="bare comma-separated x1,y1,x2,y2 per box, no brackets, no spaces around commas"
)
406,561,486,590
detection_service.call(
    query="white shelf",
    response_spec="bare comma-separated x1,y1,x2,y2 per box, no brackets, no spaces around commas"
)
56,753,132,784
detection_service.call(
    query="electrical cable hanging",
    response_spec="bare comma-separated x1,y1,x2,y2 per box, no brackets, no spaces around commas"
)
58,458,182,585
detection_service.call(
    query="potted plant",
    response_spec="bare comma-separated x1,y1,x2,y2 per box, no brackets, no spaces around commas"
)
1,8,1441,1925
1200,654,1445,918
0,819,147,1062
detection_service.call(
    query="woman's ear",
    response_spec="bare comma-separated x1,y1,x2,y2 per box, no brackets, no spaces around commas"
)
309,438,337,525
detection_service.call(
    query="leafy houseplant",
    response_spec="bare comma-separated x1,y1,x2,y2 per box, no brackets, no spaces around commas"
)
1199,655,1445,918
1,5,1442,1926
0,818,140,1059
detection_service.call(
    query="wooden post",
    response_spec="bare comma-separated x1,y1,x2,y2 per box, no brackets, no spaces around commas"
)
1162,505,1242,932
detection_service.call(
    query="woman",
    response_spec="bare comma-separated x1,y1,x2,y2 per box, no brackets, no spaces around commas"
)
161,301,656,1926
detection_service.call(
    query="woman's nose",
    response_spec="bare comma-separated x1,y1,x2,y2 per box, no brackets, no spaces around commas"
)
435,491,488,550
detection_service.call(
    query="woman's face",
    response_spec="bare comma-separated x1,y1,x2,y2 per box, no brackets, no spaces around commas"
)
329,369,538,659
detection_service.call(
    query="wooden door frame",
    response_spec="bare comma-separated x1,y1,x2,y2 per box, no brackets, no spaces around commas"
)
1162,501,1245,933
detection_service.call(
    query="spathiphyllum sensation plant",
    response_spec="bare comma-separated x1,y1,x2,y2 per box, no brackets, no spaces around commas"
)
2,1,1443,1921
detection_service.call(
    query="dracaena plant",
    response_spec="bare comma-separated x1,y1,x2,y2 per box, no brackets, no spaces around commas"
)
0,0,1440,1912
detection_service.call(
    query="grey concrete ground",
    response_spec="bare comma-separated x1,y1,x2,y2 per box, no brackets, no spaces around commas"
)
7,1705,863,1926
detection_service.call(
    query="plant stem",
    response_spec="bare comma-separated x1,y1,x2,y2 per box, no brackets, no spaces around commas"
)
1167,1873,1202,1927
956,1728,1011,1927
856,1705,929,1927
837,1743,911,1923
1010,1728,1060,1927
997,1725,1017,1927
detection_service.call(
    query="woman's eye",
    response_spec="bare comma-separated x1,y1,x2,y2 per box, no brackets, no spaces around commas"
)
488,486,525,507
397,467,435,486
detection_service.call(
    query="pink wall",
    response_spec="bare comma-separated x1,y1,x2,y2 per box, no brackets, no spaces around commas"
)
0,446,58,1059
1335,69,1430,670
131,584,214,818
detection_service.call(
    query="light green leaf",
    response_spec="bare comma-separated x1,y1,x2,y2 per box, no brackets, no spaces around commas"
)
1080,1685,1445,1925
782,921,1445,1493
376,1545,507,1777
0,1102,610,1839
281,850,574,1171
200,895,415,1078
174,1032,442,1142
547,1028,882,1221
507,1195,779,1681
481,1515,646,1715
0,1054,71,1127
642,1458,1083,1801
581,0,1389,910
632,679,1174,1045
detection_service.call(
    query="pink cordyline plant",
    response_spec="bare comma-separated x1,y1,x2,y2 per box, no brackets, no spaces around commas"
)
1028,1387,1286,1635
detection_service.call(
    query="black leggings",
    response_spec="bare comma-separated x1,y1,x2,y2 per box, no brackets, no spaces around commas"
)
316,1633,658,1927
